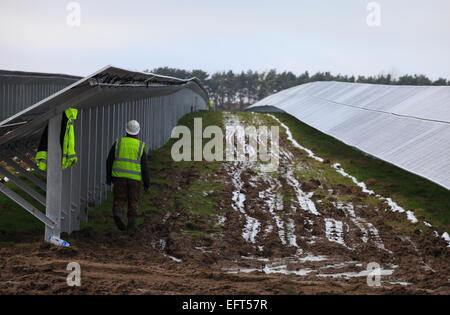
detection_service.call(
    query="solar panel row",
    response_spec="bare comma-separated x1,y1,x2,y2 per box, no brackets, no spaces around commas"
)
250,81,450,190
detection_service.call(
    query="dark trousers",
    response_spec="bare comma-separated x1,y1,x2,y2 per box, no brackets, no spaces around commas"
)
112,177,141,218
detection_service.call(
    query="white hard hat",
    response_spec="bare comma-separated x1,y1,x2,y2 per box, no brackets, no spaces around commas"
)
126,120,140,135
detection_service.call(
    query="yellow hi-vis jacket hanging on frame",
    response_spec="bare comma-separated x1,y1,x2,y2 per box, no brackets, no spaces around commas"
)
111,137,145,181
35,151,48,171
35,108,78,171
61,108,78,170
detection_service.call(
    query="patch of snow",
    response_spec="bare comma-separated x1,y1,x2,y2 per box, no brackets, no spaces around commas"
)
318,268,395,279
264,225,273,236
388,281,411,286
324,218,348,248
353,219,369,243
442,232,450,247
332,163,418,224
300,255,328,262
286,218,298,248
407,212,419,224
284,168,320,216
161,213,170,224
151,239,166,251
385,198,419,224
334,201,390,252
274,215,286,245
231,190,246,213
320,261,359,269
242,215,261,243
267,114,324,162
259,174,290,246
263,264,315,276
225,265,315,276
224,267,260,274
333,163,375,195
159,239,166,251
241,256,270,262
165,255,182,263
306,236,317,245
217,215,226,226
224,114,263,245
422,263,436,272
367,223,388,251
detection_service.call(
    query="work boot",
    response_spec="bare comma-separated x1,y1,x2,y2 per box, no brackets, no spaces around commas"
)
113,216,127,231
127,215,138,231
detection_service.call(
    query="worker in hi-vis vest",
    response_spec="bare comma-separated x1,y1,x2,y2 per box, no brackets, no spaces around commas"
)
209,99,214,111
106,120,150,231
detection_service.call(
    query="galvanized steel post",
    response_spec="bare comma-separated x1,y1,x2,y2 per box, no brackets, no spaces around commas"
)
45,114,63,241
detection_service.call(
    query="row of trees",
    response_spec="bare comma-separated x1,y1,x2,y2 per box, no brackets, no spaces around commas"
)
146,67,450,109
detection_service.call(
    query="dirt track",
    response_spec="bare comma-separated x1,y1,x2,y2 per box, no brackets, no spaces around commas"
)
0,112,449,295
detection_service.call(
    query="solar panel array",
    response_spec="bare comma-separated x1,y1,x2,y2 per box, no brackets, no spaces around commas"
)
0,70,80,122
250,81,450,190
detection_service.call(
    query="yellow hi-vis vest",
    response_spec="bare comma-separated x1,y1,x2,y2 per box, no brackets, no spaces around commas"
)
35,108,78,171
112,137,145,181
35,151,48,171
61,108,78,170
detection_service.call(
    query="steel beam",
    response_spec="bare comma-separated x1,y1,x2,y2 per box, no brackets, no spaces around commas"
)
45,114,62,240
1,153,47,191
79,108,89,223
0,182,55,229
13,150,47,179
0,165,46,206
69,108,82,231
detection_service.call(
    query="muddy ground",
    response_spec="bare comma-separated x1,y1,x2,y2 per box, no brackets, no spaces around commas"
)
0,112,448,295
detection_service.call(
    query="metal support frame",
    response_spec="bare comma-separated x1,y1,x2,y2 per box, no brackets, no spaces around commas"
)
79,108,89,223
0,165,46,206
0,182,55,229
13,150,47,179
0,88,207,241
1,153,46,191
69,109,82,231
44,114,62,240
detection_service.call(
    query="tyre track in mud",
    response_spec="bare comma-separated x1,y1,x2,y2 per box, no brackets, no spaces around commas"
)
218,112,449,293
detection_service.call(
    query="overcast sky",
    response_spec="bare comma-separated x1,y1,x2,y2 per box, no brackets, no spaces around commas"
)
1,0,449,79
